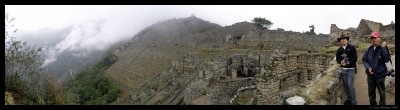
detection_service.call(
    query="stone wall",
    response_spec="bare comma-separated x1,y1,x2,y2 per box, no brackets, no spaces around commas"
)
330,24,359,44
214,77,256,104
357,19,383,35
256,76,282,104
380,23,395,37
233,30,329,51
256,53,331,105
325,71,346,105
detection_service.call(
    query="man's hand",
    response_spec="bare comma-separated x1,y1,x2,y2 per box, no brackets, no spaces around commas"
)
368,68,374,74
341,60,347,66
382,41,387,48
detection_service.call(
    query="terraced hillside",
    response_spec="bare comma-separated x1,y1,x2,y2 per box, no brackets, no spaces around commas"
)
106,46,177,96
105,16,227,98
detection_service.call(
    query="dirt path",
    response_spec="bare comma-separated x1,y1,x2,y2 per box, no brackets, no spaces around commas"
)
191,95,207,105
355,55,395,105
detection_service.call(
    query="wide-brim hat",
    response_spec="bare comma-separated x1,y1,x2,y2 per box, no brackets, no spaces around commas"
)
337,34,349,42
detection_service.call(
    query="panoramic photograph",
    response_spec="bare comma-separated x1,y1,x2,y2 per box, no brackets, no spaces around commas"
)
5,5,395,105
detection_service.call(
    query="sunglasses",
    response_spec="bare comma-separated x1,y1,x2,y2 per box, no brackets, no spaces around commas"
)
370,37,378,39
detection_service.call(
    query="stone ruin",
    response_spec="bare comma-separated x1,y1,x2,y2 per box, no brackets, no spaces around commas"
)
228,29,330,51
178,48,339,105
115,44,351,105
225,50,349,105
330,19,395,45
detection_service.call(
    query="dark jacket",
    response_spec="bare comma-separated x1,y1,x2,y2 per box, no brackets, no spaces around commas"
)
336,44,357,68
362,44,390,78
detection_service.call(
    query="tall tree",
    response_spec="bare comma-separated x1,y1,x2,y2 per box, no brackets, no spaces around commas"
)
252,17,273,31
309,25,315,33
251,17,273,68
306,24,316,35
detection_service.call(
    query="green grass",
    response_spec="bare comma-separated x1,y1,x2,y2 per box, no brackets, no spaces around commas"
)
229,48,247,53
321,46,339,54
237,97,252,105
193,48,223,54
356,43,371,52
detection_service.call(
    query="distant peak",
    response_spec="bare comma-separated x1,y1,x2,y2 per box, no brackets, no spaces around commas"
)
190,14,196,18
186,15,202,21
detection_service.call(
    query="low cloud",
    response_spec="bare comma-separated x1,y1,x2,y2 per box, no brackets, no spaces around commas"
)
42,20,132,67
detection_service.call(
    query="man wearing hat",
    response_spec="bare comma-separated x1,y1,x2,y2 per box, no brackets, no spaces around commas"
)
362,32,390,105
336,34,358,105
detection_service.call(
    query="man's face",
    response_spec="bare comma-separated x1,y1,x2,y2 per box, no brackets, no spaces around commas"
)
371,37,380,45
340,38,348,45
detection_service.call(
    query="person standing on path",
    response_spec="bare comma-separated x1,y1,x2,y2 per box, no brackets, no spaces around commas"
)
362,32,390,105
336,34,358,105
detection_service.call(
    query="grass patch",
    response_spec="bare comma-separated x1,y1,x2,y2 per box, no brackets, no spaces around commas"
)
237,97,252,105
321,46,339,54
356,43,371,52
228,48,248,53
194,48,223,54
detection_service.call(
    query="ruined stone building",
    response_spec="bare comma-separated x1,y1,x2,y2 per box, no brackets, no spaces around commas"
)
223,51,334,105
330,19,395,43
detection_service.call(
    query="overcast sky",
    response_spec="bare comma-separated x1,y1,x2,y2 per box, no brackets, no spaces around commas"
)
5,5,395,66
5,5,395,34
